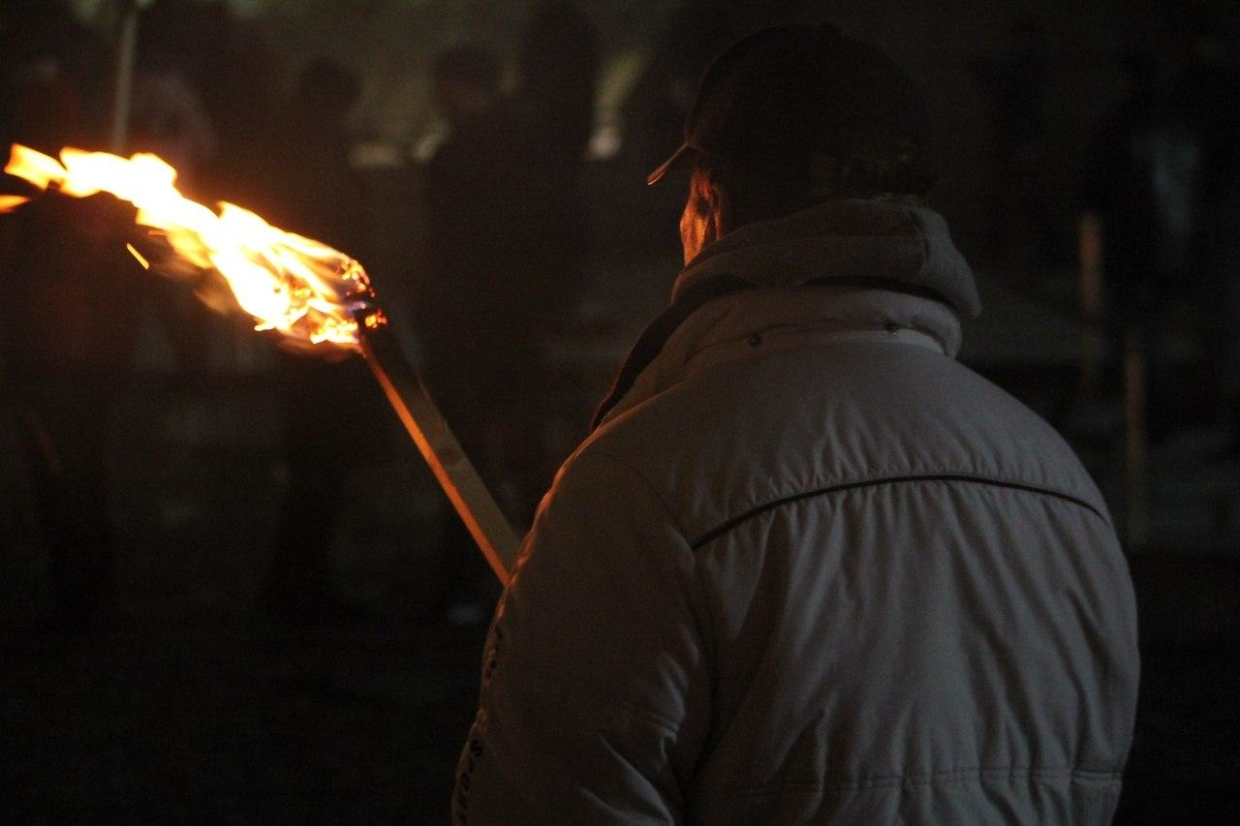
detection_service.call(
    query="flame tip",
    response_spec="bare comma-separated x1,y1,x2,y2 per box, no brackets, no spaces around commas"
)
5,142,366,351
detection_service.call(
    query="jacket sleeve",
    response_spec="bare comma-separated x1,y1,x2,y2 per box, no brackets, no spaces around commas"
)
452,448,712,825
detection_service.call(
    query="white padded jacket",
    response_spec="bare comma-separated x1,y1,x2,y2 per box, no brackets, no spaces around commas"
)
453,199,1139,825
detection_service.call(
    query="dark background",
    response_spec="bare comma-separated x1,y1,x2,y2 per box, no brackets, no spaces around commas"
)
2,1,1237,823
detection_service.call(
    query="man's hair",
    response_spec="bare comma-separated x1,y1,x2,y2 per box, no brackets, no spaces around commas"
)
694,118,931,226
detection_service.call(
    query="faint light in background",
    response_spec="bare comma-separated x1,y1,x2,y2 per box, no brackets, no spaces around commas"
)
586,50,650,161
587,124,622,161
222,0,266,19
350,139,409,170
414,126,450,164
69,0,263,23
69,0,158,22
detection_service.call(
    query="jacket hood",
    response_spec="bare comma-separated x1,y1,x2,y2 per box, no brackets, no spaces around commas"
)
673,198,981,319
591,199,979,431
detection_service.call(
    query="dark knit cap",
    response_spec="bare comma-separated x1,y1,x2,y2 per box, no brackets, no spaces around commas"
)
647,23,934,191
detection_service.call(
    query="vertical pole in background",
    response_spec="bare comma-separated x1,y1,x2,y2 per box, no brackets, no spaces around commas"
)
1078,212,1106,397
110,0,143,153
1082,212,1147,545
1123,326,1148,546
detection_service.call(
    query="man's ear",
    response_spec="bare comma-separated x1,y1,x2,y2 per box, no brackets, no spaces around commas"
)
706,179,734,239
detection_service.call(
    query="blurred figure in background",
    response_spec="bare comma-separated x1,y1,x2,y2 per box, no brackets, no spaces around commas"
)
519,1,600,163
0,197,142,633
128,18,218,191
127,1,224,379
515,1,599,314
0,1,102,155
970,13,1060,267
257,59,392,623
129,0,281,207
1082,46,1202,439
417,46,521,623
1178,31,1240,449
512,1,601,462
0,2,138,632
416,25,596,622
260,59,368,251
162,0,281,209
416,43,508,617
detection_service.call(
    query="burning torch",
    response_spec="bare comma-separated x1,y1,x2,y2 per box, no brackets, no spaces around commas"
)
1,143,521,584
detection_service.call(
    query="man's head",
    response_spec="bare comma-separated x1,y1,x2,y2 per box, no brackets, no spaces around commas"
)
653,24,935,264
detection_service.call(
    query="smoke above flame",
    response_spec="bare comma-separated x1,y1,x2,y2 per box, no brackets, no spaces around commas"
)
2,144,370,348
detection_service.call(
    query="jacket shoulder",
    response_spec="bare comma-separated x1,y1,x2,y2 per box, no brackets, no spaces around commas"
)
582,341,1112,544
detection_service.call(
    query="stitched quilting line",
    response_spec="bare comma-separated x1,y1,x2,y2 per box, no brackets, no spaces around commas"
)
691,473,1109,549
711,766,1124,800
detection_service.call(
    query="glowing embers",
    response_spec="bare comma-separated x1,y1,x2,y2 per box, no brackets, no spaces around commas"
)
2,143,371,349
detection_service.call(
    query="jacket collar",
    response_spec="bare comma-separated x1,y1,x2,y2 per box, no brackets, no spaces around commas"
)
673,198,980,317
592,199,980,431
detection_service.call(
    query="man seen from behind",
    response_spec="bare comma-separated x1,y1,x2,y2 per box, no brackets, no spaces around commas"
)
453,24,1139,825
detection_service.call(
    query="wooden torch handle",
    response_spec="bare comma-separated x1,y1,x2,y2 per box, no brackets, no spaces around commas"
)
357,322,520,584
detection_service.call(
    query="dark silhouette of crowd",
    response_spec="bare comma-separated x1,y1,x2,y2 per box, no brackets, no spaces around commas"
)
4,0,1239,637
0,0,605,630
1,2,140,631
1082,29,1240,445
254,59,398,623
0,6,1238,825
415,3,599,620
0,1,314,629
970,14,1060,268
1180,31,1240,446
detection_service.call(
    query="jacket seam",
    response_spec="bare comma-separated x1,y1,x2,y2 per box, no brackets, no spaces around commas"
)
588,448,696,545
575,448,712,737
611,698,684,734
711,766,1124,800
691,474,1109,550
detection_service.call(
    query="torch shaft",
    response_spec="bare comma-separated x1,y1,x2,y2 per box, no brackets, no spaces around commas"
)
358,324,519,584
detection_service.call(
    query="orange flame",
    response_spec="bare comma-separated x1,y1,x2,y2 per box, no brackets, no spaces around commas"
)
2,144,369,348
